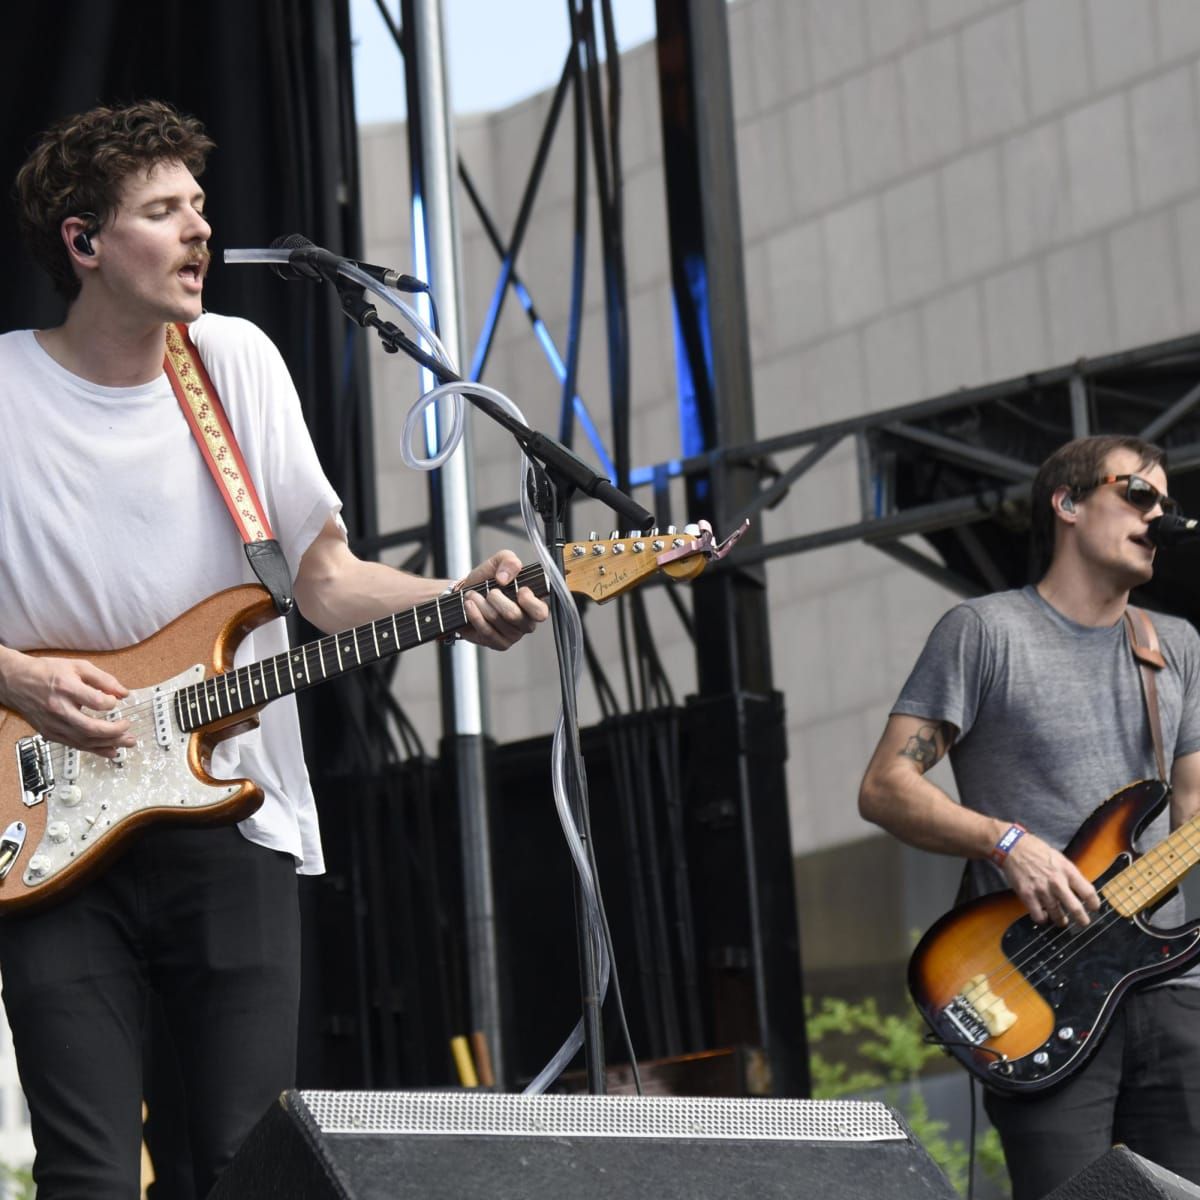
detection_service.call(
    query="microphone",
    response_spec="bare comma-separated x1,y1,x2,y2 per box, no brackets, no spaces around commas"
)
1148,514,1200,546
268,234,427,292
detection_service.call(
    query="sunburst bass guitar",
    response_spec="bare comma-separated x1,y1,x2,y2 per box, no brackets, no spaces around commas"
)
0,521,745,915
909,778,1200,1094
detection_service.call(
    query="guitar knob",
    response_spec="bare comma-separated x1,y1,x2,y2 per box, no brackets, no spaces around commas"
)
1033,1051,1049,1066
27,855,50,877
54,785,82,808
46,822,70,844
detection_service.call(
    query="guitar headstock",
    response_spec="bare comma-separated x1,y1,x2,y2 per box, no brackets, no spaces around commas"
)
562,520,748,603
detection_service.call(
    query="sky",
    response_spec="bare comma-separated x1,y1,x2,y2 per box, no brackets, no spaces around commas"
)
349,0,659,122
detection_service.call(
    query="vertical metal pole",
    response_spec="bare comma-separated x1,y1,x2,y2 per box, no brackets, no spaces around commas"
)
403,0,505,1085
654,0,810,1096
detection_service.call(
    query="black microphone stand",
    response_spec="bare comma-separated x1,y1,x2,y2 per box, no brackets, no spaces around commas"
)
339,276,653,1093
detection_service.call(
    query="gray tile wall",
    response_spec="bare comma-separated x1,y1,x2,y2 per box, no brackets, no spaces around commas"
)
357,0,1200,871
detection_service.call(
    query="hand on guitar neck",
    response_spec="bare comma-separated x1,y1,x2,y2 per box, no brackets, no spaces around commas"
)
449,549,549,651
0,647,133,759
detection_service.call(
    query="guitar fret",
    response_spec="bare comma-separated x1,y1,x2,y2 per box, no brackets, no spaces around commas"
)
165,562,551,733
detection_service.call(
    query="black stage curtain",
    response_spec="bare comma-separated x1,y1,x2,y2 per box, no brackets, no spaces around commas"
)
0,0,374,535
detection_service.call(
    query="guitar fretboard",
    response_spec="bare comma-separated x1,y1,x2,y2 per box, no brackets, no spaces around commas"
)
173,564,549,733
1102,809,1200,918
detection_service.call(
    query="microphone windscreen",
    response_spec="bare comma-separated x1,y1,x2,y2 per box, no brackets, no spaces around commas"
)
1147,514,1196,546
269,233,319,280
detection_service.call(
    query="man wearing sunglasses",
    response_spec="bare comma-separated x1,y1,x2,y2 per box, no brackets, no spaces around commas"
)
860,434,1200,1199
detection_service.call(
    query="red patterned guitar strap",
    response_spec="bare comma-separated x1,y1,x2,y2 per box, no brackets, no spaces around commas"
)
162,322,294,614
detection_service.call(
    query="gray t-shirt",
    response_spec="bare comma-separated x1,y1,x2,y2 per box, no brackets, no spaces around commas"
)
894,586,1200,927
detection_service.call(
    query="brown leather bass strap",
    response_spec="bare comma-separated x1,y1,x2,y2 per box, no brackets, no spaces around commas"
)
162,322,294,615
1124,605,1167,783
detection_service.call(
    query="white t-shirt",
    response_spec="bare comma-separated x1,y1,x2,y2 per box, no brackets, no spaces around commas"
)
0,312,343,873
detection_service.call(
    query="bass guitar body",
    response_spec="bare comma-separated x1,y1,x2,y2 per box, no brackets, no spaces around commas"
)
909,779,1200,1094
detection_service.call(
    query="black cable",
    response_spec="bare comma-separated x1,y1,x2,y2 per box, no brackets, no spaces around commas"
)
968,1078,978,1200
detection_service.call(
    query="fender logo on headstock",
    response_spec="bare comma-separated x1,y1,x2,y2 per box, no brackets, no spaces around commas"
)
562,519,748,603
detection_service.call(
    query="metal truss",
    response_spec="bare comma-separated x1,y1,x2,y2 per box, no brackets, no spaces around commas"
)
367,331,1200,618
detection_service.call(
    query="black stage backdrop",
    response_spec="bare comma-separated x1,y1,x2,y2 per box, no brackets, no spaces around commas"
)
0,0,392,1106
0,0,375,536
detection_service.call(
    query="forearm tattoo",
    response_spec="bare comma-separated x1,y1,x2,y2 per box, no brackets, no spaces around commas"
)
899,723,947,773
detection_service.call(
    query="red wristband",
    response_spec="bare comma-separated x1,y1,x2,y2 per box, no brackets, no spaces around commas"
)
989,823,1026,867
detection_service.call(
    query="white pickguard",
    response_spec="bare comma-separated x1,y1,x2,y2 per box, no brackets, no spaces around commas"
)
23,665,240,887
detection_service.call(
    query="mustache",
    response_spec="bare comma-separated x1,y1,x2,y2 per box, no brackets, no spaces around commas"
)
176,247,212,273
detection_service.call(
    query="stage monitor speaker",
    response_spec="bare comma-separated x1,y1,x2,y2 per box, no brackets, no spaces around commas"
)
1045,1145,1200,1199
210,1090,958,1199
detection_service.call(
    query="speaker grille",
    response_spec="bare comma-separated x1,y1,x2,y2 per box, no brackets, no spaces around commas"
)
297,1091,908,1143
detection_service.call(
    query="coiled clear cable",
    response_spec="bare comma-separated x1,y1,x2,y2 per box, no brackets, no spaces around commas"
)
336,262,610,1094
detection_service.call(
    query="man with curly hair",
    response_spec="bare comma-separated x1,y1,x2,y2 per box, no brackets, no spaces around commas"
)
0,100,546,1197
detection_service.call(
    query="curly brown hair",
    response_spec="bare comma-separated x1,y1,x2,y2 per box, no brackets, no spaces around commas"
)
14,100,215,300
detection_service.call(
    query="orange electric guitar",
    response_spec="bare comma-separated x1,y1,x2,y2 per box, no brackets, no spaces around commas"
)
0,521,745,915
909,777,1200,1093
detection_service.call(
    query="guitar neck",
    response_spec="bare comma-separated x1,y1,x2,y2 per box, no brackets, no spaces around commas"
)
1102,807,1200,918
174,564,549,732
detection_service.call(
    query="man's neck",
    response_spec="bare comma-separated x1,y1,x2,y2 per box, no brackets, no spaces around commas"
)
37,297,173,388
1036,562,1130,628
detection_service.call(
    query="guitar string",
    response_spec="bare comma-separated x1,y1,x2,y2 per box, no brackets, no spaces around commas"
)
964,829,1200,999
932,802,1200,1010
938,881,1192,1037
33,569,544,777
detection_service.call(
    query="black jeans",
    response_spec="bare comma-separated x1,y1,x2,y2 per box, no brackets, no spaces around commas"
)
0,824,301,1199
984,985,1200,1199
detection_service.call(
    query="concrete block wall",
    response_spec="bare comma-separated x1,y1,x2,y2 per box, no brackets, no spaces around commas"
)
356,0,1200,912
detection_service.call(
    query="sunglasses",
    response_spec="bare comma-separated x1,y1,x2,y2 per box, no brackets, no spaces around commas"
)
1078,474,1181,516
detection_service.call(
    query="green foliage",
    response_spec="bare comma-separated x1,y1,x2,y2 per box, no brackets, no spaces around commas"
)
806,994,1010,1199
0,1162,34,1200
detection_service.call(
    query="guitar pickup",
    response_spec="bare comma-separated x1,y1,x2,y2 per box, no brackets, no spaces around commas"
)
153,690,172,749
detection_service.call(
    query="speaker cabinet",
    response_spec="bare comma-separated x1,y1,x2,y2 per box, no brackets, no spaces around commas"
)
211,1090,957,1199
1045,1145,1200,1199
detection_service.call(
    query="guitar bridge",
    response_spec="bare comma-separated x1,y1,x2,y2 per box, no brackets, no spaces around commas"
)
941,993,991,1047
15,735,53,807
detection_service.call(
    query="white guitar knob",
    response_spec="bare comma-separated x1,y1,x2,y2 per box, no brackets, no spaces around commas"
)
46,822,70,844
27,855,50,877
54,785,82,808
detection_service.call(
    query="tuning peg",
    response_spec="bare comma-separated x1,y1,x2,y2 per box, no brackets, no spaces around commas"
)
587,530,598,541
666,525,677,535
609,530,619,539
684,523,701,536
